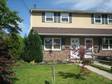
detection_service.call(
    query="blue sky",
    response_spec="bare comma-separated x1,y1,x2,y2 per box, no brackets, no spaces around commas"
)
7,0,112,36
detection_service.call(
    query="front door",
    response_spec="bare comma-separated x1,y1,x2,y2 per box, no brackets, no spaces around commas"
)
70,38,80,59
85,38,93,58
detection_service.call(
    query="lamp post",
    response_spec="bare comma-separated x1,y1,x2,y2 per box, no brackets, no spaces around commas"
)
49,50,55,84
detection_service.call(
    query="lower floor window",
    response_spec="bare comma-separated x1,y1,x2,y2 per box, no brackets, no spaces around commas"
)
44,38,61,51
102,38,112,50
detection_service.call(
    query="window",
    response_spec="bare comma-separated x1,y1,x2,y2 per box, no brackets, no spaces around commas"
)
44,38,61,51
94,14,102,24
107,15,112,24
102,38,112,50
44,38,52,50
60,13,69,23
45,12,54,22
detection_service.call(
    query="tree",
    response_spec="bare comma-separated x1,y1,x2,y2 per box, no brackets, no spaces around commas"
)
22,29,43,63
0,0,22,83
0,0,22,33
5,33,24,60
0,37,15,84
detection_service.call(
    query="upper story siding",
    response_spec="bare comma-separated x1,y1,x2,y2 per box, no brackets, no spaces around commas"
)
30,9,112,29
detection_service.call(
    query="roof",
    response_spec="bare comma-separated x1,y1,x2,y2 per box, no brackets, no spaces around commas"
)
33,27,112,36
31,8,112,14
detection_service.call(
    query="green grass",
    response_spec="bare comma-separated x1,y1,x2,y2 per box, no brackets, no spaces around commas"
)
91,64,112,73
13,62,112,84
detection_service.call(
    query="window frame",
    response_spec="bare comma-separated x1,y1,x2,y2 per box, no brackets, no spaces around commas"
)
44,38,52,51
102,38,112,50
60,13,69,23
44,38,61,51
45,12,54,22
93,14,102,24
107,15,112,24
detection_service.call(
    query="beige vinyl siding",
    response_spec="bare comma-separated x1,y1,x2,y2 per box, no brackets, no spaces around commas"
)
31,12,112,29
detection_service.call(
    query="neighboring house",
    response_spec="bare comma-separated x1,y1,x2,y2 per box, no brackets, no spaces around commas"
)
30,9,112,61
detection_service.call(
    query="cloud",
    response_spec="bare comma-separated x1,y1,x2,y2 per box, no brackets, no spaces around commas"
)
52,0,112,11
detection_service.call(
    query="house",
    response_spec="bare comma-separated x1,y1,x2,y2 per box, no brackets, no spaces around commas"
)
30,9,112,61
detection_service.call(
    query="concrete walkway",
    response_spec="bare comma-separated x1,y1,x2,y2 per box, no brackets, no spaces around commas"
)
85,65,112,80
94,61,111,69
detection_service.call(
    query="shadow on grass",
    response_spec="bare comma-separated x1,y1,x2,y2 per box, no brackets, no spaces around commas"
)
58,71,86,80
12,77,19,84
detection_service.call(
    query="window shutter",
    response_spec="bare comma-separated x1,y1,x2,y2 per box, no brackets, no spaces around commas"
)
61,38,65,45
105,14,108,24
54,12,56,23
102,14,105,24
69,13,72,23
91,14,94,24
42,12,45,22
54,12,60,23
102,14,107,24
57,12,60,23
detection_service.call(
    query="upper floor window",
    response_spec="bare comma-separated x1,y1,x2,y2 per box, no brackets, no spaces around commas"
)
102,38,112,50
107,15,112,24
93,14,102,24
92,14,112,24
45,12,54,22
42,12,72,23
60,13,69,23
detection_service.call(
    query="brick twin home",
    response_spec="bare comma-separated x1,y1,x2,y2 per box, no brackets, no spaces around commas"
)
30,9,112,61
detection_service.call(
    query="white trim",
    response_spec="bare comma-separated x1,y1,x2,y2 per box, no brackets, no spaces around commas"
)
45,12,54,22
52,38,61,51
102,38,112,50
93,14,102,24
60,13,69,23
44,38,52,51
39,33,112,36
85,38,93,52
44,37,61,51
107,15,112,24
70,38,80,59
70,38,80,49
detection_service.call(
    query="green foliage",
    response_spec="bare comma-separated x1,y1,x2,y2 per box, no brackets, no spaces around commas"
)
91,64,112,73
0,37,15,84
0,0,22,33
13,63,112,84
0,0,22,84
22,29,43,63
5,33,24,60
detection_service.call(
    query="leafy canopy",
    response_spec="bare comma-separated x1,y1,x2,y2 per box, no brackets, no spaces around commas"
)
0,0,22,33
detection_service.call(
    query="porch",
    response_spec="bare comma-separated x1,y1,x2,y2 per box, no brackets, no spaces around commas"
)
41,36,112,61
33,27,112,61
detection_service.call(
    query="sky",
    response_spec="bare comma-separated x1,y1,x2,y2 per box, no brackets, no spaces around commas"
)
7,0,112,37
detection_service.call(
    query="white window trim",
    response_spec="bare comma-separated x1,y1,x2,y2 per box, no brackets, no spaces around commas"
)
45,12,54,22
44,38,52,51
102,38,112,50
85,38,93,52
52,38,61,51
44,38,61,51
60,13,69,23
93,14,102,24
107,15,112,24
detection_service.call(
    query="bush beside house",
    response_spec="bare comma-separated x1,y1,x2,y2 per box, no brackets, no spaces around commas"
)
22,29,43,63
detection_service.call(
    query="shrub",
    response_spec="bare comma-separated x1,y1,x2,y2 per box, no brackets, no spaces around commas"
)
22,29,43,63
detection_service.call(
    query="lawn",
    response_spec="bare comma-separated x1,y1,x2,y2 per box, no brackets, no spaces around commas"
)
13,62,112,84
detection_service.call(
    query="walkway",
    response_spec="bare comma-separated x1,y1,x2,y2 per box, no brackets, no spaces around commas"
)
85,65,112,80
94,61,111,69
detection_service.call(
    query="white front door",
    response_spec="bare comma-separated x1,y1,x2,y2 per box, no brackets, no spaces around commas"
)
70,38,80,59
85,38,93,58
